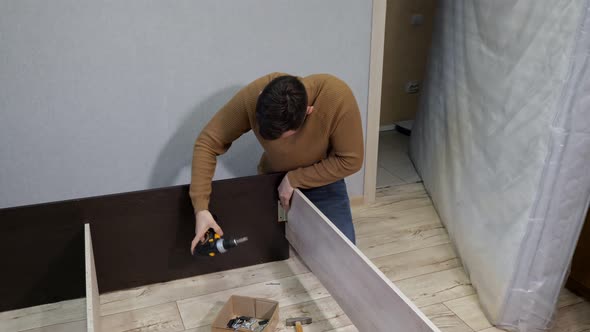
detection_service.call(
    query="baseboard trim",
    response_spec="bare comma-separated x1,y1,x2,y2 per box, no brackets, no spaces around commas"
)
350,195,365,207
379,124,397,132
567,277,590,301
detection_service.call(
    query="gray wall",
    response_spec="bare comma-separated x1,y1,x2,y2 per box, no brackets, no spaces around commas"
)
0,1,372,208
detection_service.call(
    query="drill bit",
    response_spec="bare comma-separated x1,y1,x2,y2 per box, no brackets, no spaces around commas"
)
235,237,249,244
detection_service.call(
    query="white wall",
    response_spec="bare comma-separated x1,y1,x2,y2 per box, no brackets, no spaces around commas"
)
0,1,372,208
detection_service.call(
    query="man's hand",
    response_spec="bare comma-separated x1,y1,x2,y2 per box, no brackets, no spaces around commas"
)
278,174,295,211
191,210,224,255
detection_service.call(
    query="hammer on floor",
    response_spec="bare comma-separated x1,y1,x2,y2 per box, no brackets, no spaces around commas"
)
286,317,312,331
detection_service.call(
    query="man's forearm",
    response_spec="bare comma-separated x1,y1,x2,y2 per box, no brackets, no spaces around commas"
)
287,152,363,189
189,138,218,212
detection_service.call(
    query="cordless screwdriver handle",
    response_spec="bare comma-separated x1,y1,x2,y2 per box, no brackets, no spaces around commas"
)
193,228,248,257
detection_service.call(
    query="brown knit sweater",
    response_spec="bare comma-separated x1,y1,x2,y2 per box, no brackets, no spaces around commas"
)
189,73,364,212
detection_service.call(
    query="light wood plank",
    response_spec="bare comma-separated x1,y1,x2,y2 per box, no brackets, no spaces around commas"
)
373,243,461,282
100,302,184,332
100,250,308,316
444,295,491,331
354,205,441,239
550,301,590,332
557,289,584,309
395,267,475,308
326,326,359,332
421,304,473,332
20,320,86,332
182,327,210,332
444,289,585,332
176,272,330,329
286,189,440,332
354,190,437,216
353,193,433,219
357,218,451,259
359,183,429,219
353,187,448,260
181,243,460,332
0,299,85,332
84,224,100,332
323,304,475,332
274,297,352,332
375,182,430,199
161,243,458,332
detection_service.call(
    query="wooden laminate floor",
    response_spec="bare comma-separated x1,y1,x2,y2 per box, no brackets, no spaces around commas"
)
1,183,589,332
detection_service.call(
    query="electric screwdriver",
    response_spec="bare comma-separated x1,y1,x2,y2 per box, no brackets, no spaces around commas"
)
193,228,248,257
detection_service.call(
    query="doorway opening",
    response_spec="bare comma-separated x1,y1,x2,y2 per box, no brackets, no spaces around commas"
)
373,0,436,190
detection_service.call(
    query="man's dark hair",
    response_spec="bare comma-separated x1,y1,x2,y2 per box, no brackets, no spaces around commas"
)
256,75,308,140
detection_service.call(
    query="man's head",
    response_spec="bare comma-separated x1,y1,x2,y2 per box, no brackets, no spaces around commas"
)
256,75,313,140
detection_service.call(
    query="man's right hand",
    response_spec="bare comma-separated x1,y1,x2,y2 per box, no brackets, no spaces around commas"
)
191,210,224,255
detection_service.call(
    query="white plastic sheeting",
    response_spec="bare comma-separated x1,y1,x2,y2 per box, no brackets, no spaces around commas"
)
410,1,590,331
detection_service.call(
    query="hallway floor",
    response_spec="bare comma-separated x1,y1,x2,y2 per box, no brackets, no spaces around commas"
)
377,129,421,188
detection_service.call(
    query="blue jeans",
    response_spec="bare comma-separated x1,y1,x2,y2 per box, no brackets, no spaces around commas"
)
300,179,356,244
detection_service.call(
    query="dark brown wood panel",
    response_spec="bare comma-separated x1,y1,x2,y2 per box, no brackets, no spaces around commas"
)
567,207,590,300
0,173,288,312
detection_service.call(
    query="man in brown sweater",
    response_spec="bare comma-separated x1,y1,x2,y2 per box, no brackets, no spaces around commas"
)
189,73,364,253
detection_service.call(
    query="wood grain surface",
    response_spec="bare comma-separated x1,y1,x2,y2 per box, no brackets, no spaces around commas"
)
286,189,440,332
0,173,288,311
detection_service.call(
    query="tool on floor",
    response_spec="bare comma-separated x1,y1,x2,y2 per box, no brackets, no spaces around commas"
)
227,316,268,331
286,317,312,332
193,228,248,257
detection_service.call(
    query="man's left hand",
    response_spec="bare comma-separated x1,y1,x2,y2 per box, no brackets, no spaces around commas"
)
278,174,294,211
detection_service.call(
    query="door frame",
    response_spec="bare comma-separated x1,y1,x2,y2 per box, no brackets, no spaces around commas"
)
364,0,387,204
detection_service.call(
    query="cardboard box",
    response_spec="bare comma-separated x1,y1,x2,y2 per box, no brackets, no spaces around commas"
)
211,295,279,332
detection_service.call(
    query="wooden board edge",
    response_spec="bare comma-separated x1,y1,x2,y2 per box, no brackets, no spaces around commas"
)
84,224,100,332
287,189,440,332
